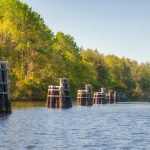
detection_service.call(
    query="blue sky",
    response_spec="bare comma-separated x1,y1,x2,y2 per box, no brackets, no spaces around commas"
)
21,0,150,63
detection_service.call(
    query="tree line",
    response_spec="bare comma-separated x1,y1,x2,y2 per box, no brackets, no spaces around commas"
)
0,0,150,101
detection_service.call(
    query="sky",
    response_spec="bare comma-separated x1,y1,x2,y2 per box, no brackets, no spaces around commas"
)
20,0,150,63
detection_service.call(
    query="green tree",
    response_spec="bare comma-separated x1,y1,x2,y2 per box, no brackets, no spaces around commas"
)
52,32,98,98
104,55,135,98
0,0,54,99
80,49,109,90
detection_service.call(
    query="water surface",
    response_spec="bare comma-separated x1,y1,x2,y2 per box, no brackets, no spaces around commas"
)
0,102,150,150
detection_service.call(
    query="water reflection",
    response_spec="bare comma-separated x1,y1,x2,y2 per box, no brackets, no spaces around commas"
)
12,101,45,109
0,113,10,120
0,102,150,149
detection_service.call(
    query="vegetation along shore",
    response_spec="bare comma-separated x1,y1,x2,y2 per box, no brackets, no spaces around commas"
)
0,0,150,101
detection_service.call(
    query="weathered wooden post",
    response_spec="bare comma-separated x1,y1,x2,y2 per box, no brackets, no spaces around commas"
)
77,84,93,106
85,84,92,105
93,92,101,104
59,78,72,108
77,90,87,106
93,88,107,104
113,91,117,103
106,90,114,104
46,78,72,109
0,61,11,113
46,86,61,108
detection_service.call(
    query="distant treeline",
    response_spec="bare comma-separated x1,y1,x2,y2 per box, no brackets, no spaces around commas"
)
0,0,150,101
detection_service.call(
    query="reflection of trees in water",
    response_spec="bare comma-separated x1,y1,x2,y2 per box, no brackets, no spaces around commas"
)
12,101,45,109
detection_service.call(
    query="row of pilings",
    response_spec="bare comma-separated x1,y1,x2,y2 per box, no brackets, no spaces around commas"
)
0,63,125,112
46,78,126,109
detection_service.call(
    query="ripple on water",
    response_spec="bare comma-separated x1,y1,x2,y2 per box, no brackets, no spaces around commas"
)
0,103,150,150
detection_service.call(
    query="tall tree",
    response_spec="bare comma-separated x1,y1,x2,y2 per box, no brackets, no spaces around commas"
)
80,49,109,90
104,55,135,96
0,0,54,99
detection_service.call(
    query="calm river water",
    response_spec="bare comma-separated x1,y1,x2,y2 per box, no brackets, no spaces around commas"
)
0,102,150,150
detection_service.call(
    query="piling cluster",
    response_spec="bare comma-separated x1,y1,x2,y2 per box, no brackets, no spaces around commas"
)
93,89,124,104
77,86,124,106
0,61,11,113
46,78,72,108
93,88,107,104
77,84,92,106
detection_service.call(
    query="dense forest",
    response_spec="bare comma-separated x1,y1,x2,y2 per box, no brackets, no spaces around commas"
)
0,0,150,101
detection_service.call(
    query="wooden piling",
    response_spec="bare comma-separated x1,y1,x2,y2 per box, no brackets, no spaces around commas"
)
106,90,118,104
77,84,92,106
113,91,117,103
77,90,93,106
59,78,72,108
93,92,107,104
106,90,114,104
93,88,107,104
46,86,61,108
0,61,11,113
85,84,92,105
46,78,72,109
